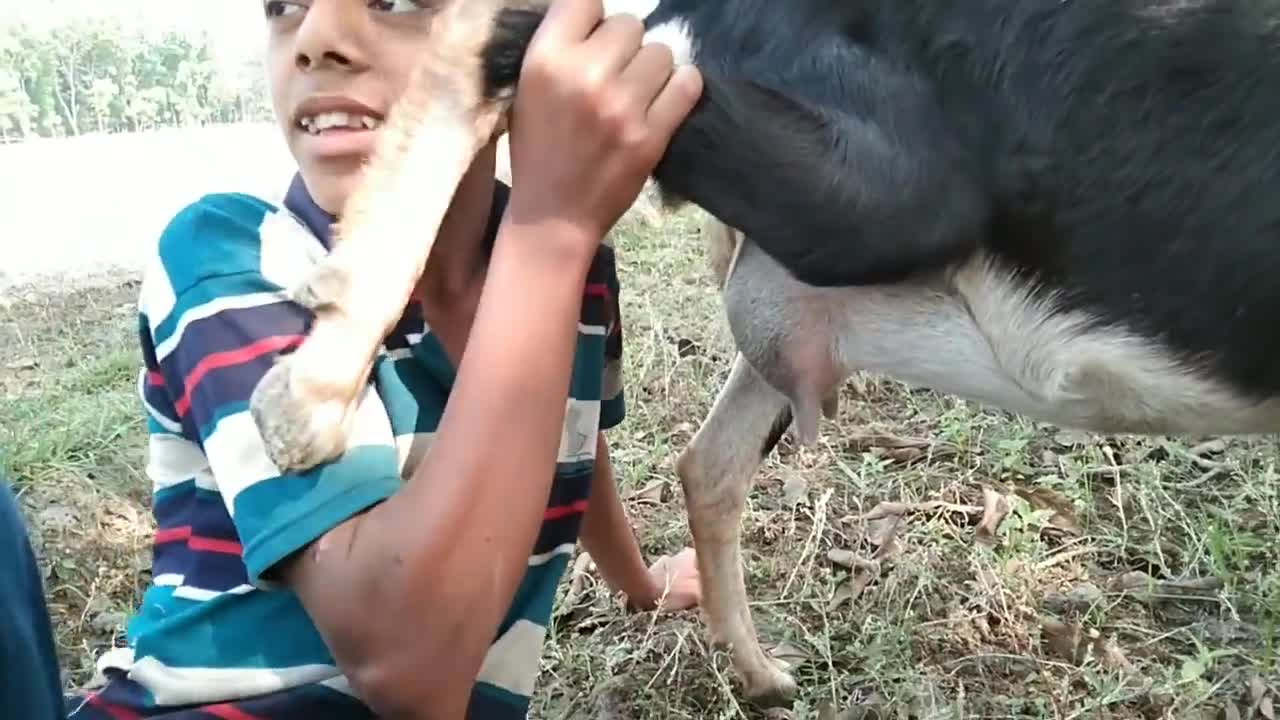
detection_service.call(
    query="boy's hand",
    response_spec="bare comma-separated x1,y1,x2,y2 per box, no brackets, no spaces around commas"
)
505,0,703,255
632,547,702,612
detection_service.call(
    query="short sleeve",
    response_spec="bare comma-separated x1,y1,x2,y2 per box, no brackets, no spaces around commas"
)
137,193,402,588
597,243,626,431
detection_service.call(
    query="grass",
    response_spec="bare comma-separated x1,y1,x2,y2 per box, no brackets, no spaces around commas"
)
2,192,1277,719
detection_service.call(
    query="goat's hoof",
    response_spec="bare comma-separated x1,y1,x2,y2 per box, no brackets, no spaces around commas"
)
249,357,354,472
743,662,798,708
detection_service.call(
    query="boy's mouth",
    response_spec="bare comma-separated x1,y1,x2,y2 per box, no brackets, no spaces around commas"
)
292,98,386,161
297,111,384,135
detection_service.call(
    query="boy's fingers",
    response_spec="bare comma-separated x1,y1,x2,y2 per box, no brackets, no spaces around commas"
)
618,42,676,111
534,0,605,49
645,64,703,139
579,13,646,76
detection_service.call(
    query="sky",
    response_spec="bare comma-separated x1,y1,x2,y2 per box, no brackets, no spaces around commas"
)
0,0,266,68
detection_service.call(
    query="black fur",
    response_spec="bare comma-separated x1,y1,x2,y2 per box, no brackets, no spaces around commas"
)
761,406,793,460
481,8,541,101
481,0,1280,398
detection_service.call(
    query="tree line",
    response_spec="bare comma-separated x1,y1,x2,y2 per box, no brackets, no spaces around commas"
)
0,16,273,142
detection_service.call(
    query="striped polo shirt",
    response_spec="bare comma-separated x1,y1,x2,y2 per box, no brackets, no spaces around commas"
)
67,173,626,720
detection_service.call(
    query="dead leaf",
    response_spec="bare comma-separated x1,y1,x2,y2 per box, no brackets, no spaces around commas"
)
975,487,1011,546
1249,676,1275,720
1015,486,1083,537
841,433,959,464
781,474,808,506
828,548,857,569
843,433,928,451
886,446,925,463
765,640,811,672
1239,510,1270,531
838,706,890,720
5,357,36,370
850,561,882,599
1093,634,1132,671
816,703,838,720
629,480,666,505
1223,704,1243,720
827,580,855,612
848,499,982,523
1189,439,1227,457
1054,429,1093,447
1113,571,1224,604
561,552,595,612
867,514,901,548
830,507,905,610
1044,582,1104,614
1041,618,1086,664
827,552,884,608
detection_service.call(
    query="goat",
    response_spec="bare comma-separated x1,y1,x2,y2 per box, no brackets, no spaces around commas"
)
248,0,1280,705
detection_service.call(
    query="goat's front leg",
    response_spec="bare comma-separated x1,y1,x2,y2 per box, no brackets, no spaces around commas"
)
249,0,542,471
676,352,798,706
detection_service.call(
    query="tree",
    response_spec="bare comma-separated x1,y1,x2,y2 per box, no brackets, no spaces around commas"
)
0,15,274,141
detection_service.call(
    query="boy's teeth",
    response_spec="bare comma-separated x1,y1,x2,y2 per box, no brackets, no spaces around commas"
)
299,111,382,134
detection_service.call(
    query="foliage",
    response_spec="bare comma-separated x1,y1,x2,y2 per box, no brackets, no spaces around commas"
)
0,15,272,141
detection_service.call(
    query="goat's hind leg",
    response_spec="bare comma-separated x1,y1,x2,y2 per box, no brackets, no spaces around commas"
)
676,352,798,705
249,0,546,471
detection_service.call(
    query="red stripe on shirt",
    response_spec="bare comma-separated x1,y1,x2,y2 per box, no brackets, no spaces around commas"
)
85,693,142,720
154,526,193,544
584,283,609,299
189,537,244,555
154,525,243,555
147,369,164,386
174,334,304,416
544,499,589,520
203,703,265,720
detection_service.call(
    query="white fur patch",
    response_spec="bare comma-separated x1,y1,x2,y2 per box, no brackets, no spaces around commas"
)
599,0,696,66
645,19,696,66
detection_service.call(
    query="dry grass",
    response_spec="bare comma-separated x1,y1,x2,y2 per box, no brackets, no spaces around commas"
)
1,194,1277,719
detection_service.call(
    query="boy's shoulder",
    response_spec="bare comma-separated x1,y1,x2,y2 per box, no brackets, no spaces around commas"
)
141,191,326,319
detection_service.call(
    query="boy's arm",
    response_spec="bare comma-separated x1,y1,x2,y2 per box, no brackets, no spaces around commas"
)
578,433,701,612
277,217,598,717
579,433,658,607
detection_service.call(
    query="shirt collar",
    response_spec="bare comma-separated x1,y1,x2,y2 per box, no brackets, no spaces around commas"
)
283,173,338,249
281,171,511,253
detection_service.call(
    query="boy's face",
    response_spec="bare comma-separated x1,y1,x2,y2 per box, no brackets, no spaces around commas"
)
264,0,437,214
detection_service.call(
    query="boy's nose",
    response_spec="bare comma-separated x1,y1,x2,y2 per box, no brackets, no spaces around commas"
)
293,0,370,72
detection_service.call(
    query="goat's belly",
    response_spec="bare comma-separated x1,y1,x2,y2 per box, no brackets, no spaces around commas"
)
813,256,1280,436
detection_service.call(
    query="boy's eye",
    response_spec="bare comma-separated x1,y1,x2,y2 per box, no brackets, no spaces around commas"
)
367,0,428,12
264,1,305,18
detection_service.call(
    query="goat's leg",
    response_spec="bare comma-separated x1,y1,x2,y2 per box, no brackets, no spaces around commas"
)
676,352,797,706
249,1,544,471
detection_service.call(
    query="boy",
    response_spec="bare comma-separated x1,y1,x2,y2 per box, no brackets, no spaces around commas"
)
0,0,706,718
